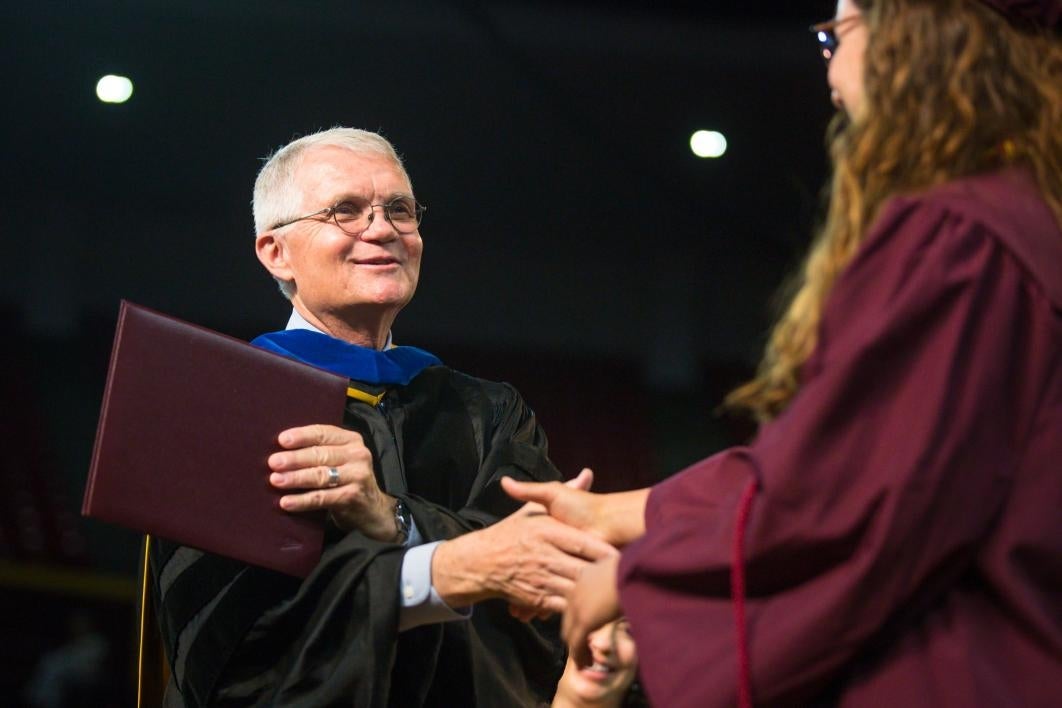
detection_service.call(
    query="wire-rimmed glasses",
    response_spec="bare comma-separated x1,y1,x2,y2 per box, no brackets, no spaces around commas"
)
273,196,427,235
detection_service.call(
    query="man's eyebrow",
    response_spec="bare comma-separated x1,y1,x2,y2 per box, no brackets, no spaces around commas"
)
329,192,370,204
329,191,414,203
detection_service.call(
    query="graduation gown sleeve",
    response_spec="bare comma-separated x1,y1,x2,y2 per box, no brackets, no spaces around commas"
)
618,183,1062,707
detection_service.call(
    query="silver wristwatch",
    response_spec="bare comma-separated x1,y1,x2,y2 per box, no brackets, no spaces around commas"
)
393,497,412,545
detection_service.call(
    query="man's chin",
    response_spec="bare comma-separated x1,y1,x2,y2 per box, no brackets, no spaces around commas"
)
334,282,417,311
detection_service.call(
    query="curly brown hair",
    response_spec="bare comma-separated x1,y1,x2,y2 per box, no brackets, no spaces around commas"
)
725,0,1062,422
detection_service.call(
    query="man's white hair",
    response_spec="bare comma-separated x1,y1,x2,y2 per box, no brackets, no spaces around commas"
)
252,127,410,299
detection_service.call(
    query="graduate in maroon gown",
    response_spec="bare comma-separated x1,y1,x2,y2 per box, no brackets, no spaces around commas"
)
505,0,1062,705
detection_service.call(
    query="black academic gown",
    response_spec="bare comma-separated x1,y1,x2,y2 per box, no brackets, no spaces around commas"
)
150,365,566,707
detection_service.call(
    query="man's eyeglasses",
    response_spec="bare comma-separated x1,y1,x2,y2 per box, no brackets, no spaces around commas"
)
810,15,863,65
273,196,427,235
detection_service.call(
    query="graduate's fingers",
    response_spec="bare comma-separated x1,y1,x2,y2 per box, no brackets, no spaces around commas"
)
512,471,592,516
276,424,360,450
506,471,602,535
540,549,602,584
502,477,563,507
545,522,619,563
566,468,594,492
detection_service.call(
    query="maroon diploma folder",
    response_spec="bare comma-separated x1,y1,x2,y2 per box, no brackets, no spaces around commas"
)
82,301,348,577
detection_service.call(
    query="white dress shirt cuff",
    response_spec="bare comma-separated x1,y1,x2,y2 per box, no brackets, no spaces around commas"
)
398,538,472,632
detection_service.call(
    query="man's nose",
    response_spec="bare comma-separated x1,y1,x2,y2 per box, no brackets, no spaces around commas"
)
360,205,398,241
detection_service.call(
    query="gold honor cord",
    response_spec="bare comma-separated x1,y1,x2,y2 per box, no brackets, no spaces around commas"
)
137,535,152,708
347,386,386,407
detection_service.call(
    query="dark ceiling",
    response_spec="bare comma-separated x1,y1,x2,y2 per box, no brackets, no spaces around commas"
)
0,2,853,658
2,0,838,382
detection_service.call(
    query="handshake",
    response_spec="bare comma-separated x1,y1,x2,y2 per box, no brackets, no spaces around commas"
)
431,468,650,670
266,424,648,670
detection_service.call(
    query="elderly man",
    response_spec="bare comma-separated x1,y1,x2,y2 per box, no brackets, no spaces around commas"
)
149,127,614,706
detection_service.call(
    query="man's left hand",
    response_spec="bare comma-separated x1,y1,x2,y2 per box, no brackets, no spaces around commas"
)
268,424,398,542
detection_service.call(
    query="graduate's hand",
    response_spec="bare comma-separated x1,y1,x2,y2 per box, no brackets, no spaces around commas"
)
506,469,595,623
502,471,602,536
431,491,618,615
502,475,650,547
268,424,398,542
563,554,623,669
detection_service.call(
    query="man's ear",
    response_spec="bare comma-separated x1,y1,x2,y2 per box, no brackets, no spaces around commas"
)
255,231,296,285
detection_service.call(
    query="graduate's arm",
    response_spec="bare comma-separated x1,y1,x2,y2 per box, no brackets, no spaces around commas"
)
617,201,1033,707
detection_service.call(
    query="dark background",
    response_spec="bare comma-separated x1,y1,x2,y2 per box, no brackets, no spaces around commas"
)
2,1,834,704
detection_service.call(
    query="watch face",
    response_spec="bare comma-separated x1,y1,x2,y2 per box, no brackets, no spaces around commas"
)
395,499,412,542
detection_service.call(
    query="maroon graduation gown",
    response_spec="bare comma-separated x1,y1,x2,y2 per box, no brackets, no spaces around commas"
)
618,169,1062,707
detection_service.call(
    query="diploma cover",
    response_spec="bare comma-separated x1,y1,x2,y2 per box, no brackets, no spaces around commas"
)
82,301,348,577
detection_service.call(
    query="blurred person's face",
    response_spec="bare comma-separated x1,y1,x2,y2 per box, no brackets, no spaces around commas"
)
563,619,638,705
828,0,868,119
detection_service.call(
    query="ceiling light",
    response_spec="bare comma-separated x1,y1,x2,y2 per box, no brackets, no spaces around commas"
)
96,75,133,104
690,130,727,159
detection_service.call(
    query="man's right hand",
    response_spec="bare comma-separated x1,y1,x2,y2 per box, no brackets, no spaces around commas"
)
430,488,618,615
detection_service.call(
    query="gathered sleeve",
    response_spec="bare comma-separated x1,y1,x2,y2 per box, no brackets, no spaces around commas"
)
618,197,1042,707
405,379,562,540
